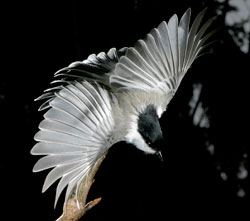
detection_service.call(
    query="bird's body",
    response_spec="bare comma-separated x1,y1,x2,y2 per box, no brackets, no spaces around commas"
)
31,8,215,208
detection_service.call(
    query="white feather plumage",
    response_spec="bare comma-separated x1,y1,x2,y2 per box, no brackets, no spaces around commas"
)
32,81,115,207
110,8,214,95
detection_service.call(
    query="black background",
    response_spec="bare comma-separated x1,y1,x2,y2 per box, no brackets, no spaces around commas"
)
1,0,249,220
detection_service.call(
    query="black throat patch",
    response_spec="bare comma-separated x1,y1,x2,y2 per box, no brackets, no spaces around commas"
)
138,105,164,151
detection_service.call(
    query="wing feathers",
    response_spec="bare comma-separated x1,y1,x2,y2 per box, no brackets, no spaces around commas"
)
111,8,215,95
158,21,175,75
167,14,179,74
178,8,191,72
150,28,172,76
50,97,98,136
42,160,90,193
183,9,206,70
117,58,156,87
144,34,167,77
33,154,85,172
44,108,94,136
55,165,87,208
125,48,160,84
35,130,101,148
31,143,96,155
31,81,115,207
39,119,91,141
52,47,127,89
134,40,164,80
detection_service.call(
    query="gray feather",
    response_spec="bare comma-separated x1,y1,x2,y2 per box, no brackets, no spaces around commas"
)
178,8,191,72
31,143,91,155
42,160,88,193
183,8,207,70
55,165,87,208
33,154,85,172
167,14,179,74
111,8,215,96
31,81,115,207
134,40,164,81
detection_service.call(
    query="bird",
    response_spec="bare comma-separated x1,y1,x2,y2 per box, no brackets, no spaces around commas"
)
31,8,215,208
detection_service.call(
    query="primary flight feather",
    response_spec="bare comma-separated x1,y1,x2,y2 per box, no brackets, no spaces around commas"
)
31,8,215,208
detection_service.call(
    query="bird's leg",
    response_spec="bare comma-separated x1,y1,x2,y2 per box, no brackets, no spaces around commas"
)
56,152,107,221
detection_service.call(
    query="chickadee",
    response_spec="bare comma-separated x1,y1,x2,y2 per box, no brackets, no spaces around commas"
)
31,8,215,207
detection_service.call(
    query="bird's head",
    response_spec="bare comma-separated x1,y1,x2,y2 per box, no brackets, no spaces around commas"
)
125,104,164,161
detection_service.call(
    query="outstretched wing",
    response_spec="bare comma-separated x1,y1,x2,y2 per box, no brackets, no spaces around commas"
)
110,8,215,95
50,8,215,99
31,81,116,207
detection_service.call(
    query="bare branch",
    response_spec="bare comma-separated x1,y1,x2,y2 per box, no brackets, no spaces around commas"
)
56,152,107,221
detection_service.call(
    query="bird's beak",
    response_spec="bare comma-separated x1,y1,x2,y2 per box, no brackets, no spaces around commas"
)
156,151,163,162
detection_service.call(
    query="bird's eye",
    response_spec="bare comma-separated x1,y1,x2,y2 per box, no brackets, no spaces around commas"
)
147,141,151,146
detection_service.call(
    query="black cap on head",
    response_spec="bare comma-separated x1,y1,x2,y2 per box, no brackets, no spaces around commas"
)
138,105,164,153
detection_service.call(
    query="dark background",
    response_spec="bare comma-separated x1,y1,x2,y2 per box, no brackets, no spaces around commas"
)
1,0,249,220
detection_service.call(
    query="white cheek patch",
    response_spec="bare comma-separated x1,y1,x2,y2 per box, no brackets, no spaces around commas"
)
157,106,164,118
125,129,156,154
